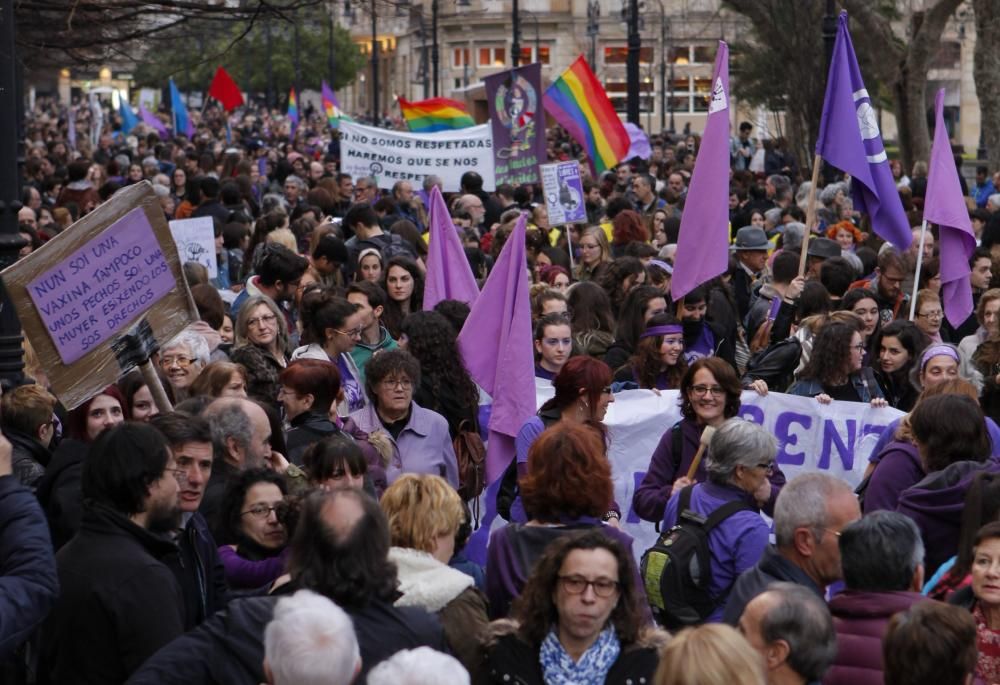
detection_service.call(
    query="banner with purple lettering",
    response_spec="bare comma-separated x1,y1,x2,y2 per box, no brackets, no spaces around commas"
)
484,63,547,186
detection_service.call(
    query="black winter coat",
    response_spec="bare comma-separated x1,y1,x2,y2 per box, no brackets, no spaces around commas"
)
0,475,59,659
284,411,339,466
41,503,185,685
126,592,448,685
35,438,90,550
165,512,230,629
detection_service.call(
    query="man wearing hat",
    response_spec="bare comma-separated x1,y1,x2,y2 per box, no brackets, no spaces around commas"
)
732,226,771,321
804,236,841,280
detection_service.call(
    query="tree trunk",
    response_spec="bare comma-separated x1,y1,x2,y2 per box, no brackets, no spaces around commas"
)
974,0,1000,169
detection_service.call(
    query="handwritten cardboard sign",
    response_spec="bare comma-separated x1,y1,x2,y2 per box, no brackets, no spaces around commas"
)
2,182,196,409
28,208,175,364
168,216,218,278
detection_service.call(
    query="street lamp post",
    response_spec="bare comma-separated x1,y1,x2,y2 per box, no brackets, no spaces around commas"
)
512,0,521,68
658,2,667,134
626,0,641,125
0,0,25,386
432,0,440,96
822,0,837,73
371,0,379,121
586,1,600,68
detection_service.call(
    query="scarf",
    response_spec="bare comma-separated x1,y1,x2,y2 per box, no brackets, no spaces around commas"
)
539,626,620,685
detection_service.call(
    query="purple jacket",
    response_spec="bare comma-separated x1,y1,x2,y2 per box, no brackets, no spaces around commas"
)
870,416,1000,462
897,459,1000,575
347,401,459,489
662,481,769,622
484,519,641,619
823,590,925,685
862,440,922,514
217,546,289,591
633,417,786,524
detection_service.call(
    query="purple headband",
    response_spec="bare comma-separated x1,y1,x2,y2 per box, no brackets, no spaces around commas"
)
649,259,673,275
920,344,959,370
641,324,683,339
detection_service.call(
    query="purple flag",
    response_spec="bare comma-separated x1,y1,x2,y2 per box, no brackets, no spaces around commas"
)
624,122,651,161
423,186,479,309
816,12,911,250
926,88,976,328
67,106,77,150
671,41,730,301
457,212,535,483
139,104,169,138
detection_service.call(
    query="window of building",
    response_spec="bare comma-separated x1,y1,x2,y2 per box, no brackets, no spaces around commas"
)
605,80,655,113
478,46,506,67
453,47,471,68
692,45,715,64
604,46,654,65
519,46,551,65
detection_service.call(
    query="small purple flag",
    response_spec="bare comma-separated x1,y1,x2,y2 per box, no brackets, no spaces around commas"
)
926,88,976,328
671,41,730,301
67,106,77,150
139,104,169,138
624,122,652,161
457,212,535,484
423,186,479,310
816,12,911,251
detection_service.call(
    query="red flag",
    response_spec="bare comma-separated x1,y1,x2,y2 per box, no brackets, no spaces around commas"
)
207,66,244,111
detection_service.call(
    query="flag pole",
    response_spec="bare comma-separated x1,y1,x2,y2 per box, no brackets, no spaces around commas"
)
908,219,928,320
566,224,575,272
798,153,823,278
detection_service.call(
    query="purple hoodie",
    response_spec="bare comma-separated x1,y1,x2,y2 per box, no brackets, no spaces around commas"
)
896,460,1000,575
862,441,922,513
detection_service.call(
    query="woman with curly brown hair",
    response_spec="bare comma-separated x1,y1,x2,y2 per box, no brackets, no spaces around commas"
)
399,310,479,439
482,530,664,683
613,313,686,390
486,421,642,619
788,319,887,406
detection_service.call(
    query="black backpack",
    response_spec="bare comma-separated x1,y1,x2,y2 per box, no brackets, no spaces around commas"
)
741,337,802,393
640,484,751,629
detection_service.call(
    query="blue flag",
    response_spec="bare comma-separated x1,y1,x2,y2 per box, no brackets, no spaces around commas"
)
816,12,911,250
169,79,194,138
118,93,138,135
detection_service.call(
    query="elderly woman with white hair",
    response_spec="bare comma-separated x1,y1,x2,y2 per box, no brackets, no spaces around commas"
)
660,417,775,623
160,328,210,402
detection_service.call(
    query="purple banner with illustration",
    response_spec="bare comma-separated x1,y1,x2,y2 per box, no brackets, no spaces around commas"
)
484,63,546,187
540,161,587,226
27,207,175,364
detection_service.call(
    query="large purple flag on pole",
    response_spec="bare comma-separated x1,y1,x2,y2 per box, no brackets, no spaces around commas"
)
926,88,976,328
457,213,535,484
816,12,911,250
423,186,479,310
671,41,730,301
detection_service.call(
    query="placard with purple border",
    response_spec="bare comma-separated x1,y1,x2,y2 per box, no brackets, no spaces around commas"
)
540,161,587,226
1,182,197,409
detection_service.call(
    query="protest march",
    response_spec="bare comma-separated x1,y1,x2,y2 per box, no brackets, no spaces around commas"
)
3,6,1000,685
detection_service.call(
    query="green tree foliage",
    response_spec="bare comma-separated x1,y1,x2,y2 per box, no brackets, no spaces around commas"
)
133,15,366,95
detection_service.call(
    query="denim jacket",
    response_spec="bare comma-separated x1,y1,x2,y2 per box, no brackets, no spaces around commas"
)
787,366,884,403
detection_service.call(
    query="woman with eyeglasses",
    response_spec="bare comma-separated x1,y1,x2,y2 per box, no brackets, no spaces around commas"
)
291,288,368,417
788,319,887,406
217,468,289,590
633,357,783,524
483,530,665,684
159,329,210,403
660,418,777,622
574,226,612,283
230,295,291,411
343,349,459,491
500,356,616,524
914,289,945,343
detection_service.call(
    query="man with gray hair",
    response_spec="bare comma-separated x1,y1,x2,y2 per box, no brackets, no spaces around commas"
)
367,647,468,685
723,473,860,624
738,582,837,685
766,174,793,209
264,590,361,685
823,511,925,685
198,398,278,543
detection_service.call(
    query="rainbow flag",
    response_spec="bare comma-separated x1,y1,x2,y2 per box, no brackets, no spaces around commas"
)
321,80,353,129
287,87,299,138
398,97,475,133
543,55,630,174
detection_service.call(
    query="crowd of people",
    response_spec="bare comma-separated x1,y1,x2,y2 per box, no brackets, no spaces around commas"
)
5,95,1000,684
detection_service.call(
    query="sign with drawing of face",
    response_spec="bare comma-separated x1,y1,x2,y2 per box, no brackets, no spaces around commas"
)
541,161,586,226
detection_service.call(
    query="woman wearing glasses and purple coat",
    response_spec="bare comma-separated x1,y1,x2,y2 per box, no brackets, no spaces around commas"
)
632,357,785,524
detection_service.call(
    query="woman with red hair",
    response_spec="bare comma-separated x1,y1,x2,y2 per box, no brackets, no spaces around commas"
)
486,421,645,619
499,356,615,524
611,209,650,258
